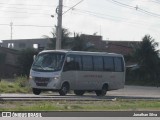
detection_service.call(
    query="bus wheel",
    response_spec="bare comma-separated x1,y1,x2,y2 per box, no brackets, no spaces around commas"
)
95,85,108,96
74,90,85,96
59,83,69,96
32,88,41,95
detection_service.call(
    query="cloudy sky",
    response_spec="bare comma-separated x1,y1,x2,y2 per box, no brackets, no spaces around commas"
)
0,0,160,44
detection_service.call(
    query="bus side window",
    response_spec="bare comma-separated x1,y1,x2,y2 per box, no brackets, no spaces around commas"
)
104,57,114,71
63,55,76,71
74,55,82,71
82,56,93,71
93,56,103,71
114,57,124,72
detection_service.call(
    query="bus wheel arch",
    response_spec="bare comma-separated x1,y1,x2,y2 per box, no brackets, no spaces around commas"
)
95,83,108,96
59,81,70,96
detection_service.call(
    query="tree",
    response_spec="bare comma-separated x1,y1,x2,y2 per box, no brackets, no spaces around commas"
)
45,28,98,51
0,52,6,79
72,34,85,51
72,34,98,51
45,27,71,49
133,35,160,85
17,48,38,77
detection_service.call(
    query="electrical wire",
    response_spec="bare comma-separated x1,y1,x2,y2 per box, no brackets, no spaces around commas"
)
14,24,54,27
0,2,55,7
0,24,54,28
0,5,54,11
69,8,160,32
106,0,160,18
152,0,160,4
0,9,52,16
63,0,84,15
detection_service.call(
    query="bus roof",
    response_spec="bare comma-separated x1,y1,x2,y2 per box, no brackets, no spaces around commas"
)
39,50,123,57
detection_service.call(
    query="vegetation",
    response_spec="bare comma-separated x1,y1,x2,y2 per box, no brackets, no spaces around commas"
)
0,52,6,79
0,76,31,93
126,35,160,86
47,28,97,51
47,27,71,49
0,100,160,111
17,48,38,77
0,52,6,64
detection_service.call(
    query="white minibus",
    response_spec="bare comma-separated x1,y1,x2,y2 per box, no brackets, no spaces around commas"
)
29,50,125,96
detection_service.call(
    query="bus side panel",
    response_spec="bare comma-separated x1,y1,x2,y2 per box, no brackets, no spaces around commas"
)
75,71,105,90
61,71,77,90
76,71,92,90
107,72,125,90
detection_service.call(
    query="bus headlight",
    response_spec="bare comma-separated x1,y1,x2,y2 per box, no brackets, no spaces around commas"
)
51,76,60,80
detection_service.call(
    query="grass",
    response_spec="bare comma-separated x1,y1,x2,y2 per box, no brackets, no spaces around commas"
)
0,76,31,93
0,100,160,111
1,77,160,111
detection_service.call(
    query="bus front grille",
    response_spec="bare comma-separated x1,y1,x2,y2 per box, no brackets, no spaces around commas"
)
34,77,50,87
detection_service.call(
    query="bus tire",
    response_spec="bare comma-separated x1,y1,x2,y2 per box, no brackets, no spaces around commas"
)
32,88,41,95
74,90,85,96
95,84,108,96
59,83,70,96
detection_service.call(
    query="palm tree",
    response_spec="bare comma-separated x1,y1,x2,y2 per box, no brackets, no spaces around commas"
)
44,27,71,49
71,34,85,51
72,34,98,51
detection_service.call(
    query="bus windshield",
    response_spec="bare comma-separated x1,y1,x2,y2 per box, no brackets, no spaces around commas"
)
32,52,65,72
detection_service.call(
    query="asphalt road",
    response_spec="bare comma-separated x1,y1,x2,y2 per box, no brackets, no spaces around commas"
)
0,85,160,101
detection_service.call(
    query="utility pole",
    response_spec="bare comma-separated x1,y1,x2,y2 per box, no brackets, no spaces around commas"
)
10,22,13,40
56,0,63,50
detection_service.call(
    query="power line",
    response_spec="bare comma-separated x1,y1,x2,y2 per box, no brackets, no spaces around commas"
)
106,0,160,18
63,0,84,15
152,0,160,4
0,2,55,7
0,9,52,16
70,8,159,31
14,24,54,27
0,24,54,28
72,8,155,24
0,23,9,26
0,5,53,11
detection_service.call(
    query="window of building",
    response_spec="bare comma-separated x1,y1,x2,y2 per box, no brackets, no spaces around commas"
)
8,43,14,48
33,44,39,49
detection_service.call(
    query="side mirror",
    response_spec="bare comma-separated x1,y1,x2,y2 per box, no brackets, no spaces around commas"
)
66,57,71,63
33,55,36,61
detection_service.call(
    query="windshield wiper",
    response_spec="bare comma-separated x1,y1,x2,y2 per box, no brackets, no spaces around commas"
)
33,64,45,70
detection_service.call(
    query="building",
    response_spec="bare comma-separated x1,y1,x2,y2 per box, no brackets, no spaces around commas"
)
80,34,140,55
0,47,19,78
1,38,51,51
105,41,140,55
80,34,107,50
1,35,141,56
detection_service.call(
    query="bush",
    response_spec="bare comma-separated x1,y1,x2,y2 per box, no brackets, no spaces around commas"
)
17,48,38,77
